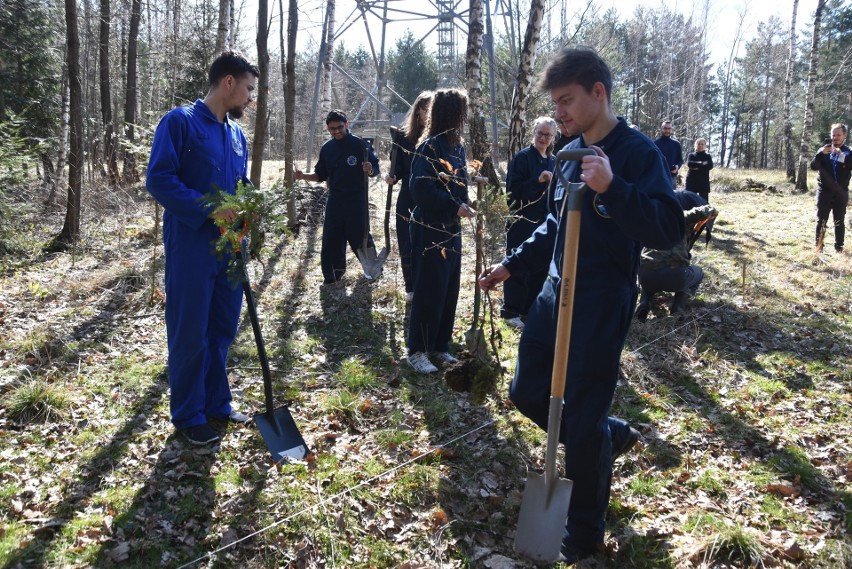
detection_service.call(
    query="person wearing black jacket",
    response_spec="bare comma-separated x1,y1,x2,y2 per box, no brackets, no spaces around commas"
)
406,89,475,374
684,138,713,201
479,47,682,563
385,92,433,301
501,116,557,328
654,120,683,188
811,123,851,253
295,110,381,286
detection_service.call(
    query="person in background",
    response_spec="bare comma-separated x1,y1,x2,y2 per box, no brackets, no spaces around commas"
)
635,190,718,321
385,91,433,302
406,88,475,374
501,116,557,329
685,138,715,241
654,120,683,188
479,47,682,562
146,51,258,445
811,123,850,253
295,110,381,288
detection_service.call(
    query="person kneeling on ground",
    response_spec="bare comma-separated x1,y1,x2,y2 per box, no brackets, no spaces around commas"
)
635,190,718,321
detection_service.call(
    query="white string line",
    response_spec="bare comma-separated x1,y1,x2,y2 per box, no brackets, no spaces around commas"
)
178,303,721,568
176,419,498,569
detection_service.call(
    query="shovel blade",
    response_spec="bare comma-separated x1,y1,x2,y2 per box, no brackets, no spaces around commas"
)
253,407,309,463
513,469,574,562
356,246,388,280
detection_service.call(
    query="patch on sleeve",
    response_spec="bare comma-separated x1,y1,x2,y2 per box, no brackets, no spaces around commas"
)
593,193,611,219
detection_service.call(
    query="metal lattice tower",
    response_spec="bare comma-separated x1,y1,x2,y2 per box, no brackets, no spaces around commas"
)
436,0,458,87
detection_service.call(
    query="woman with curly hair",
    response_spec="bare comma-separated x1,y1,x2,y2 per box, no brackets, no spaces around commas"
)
385,91,433,301
406,88,475,373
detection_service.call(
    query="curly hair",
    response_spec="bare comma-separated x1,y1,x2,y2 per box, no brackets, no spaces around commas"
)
403,91,434,145
421,88,468,146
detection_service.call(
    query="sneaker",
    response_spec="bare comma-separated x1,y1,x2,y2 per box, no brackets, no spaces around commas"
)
407,352,438,373
210,411,252,424
406,291,414,303
181,424,220,445
432,352,458,364
504,316,525,329
612,426,641,463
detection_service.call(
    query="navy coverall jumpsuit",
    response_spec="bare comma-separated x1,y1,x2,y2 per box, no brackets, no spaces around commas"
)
503,119,682,549
313,132,381,283
407,134,469,354
147,99,249,430
502,144,555,319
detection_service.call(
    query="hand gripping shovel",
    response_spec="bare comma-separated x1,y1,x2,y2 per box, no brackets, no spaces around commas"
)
239,249,309,463
355,138,388,280
514,148,595,562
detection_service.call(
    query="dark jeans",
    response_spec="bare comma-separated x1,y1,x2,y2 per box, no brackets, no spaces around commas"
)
509,277,635,546
816,189,848,250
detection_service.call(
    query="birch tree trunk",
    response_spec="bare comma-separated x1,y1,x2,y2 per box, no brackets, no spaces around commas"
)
215,0,229,53
795,0,826,192
320,0,336,116
249,0,269,186
506,0,545,160
783,0,800,181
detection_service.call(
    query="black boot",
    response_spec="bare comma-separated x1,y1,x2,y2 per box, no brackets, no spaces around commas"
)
669,291,688,316
635,292,653,322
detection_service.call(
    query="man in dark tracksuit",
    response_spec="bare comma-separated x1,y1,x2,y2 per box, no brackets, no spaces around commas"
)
654,120,683,188
480,47,683,562
810,123,850,253
147,52,258,445
296,110,381,284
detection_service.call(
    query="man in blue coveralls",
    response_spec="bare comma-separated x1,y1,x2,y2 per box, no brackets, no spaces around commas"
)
147,52,258,445
295,110,381,288
479,47,683,562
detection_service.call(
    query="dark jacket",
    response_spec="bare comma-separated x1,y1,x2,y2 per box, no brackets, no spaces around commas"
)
391,131,418,215
506,144,555,226
409,134,469,225
314,132,380,198
684,151,713,194
654,135,684,175
810,144,852,195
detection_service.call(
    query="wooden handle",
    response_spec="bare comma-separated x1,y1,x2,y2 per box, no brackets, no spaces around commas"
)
550,209,581,398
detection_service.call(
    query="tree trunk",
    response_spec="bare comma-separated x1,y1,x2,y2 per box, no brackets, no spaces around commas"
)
282,0,297,228
718,15,745,166
99,0,119,186
795,0,826,192
465,0,488,165
783,0,799,181
122,0,141,183
52,0,84,248
506,0,545,161
215,0,229,53
320,0,336,116
249,0,269,186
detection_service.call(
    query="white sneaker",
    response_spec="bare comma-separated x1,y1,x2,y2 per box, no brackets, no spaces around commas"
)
406,291,414,303
432,352,458,364
504,316,525,329
407,352,438,373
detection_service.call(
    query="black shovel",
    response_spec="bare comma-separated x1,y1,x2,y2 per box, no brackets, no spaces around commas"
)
240,249,309,463
513,148,595,562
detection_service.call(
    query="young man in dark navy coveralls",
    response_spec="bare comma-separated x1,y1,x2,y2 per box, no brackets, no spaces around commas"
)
479,47,683,562
295,110,381,285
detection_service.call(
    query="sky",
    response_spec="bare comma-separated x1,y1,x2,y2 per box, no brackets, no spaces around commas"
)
242,0,814,70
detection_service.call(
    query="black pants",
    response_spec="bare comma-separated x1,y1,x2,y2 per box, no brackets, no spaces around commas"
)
321,193,374,283
502,217,547,318
815,189,849,250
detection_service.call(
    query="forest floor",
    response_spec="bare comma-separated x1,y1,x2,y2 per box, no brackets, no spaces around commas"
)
0,165,850,569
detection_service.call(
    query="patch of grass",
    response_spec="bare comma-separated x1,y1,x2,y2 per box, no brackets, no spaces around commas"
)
627,474,664,497
1,379,71,422
689,467,730,498
613,532,674,568
388,463,439,507
702,523,766,566
768,443,823,491
337,356,379,391
320,389,359,420
375,427,413,450
684,512,724,532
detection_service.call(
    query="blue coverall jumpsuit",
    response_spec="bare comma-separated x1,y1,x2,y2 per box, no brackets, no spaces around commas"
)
503,119,683,551
146,99,249,430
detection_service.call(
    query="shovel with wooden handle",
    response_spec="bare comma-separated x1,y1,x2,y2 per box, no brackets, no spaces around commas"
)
355,138,388,280
513,148,595,563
